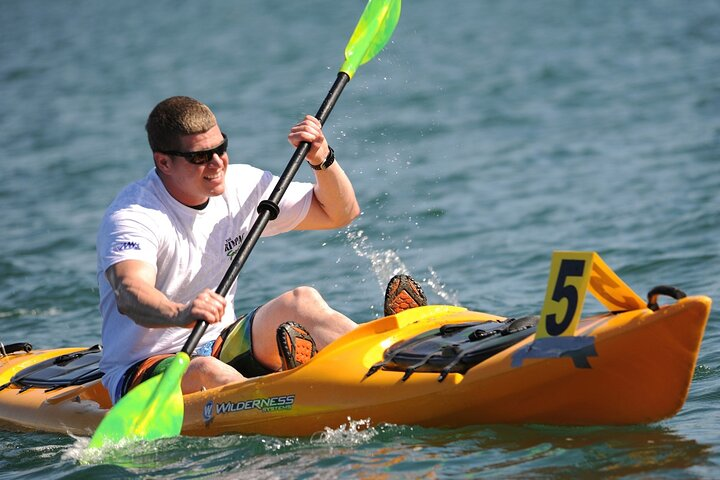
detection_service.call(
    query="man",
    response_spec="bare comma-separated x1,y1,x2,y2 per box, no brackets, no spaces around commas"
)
97,96,426,404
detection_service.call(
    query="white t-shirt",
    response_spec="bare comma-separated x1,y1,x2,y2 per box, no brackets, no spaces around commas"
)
97,165,313,398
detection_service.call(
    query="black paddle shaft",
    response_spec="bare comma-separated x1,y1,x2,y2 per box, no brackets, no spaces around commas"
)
181,72,351,355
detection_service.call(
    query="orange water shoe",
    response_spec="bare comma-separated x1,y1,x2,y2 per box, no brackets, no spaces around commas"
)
384,274,428,316
276,321,317,370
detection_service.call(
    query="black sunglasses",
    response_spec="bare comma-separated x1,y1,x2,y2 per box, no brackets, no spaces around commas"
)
159,133,228,165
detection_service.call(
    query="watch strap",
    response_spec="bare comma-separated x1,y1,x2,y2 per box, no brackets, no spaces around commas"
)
308,146,335,170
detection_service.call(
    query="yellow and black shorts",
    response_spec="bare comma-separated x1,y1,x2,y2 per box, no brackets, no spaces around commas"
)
117,307,274,402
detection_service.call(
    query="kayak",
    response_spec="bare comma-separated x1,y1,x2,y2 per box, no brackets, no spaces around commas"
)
0,297,710,437
0,254,711,438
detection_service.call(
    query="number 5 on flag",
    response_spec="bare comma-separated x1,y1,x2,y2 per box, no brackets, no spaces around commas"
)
537,251,645,339
537,252,593,338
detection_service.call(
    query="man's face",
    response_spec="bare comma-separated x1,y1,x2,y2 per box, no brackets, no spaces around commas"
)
156,124,229,206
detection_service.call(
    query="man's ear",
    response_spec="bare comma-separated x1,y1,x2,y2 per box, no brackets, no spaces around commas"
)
154,152,173,174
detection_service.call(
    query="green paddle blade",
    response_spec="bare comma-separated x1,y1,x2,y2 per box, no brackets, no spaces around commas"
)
88,352,190,449
341,0,401,78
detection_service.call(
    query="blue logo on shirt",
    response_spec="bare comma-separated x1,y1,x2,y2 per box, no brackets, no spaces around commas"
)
113,241,141,252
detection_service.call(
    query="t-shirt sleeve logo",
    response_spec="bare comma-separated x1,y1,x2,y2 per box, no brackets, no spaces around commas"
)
112,241,142,253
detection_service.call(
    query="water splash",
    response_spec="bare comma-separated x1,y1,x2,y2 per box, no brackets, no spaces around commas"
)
310,418,379,447
345,228,409,289
425,266,459,305
67,433,170,467
258,436,302,452
63,434,92,463
66,434,145,466
344,228,459,305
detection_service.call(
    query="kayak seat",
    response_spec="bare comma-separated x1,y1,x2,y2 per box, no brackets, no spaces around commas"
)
2,345,103,393
366,316,538,382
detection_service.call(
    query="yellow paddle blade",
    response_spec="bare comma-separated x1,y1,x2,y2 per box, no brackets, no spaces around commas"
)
341,0,401,78
88,352,190,449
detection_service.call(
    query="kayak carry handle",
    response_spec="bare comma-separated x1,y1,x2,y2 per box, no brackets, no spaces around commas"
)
0,342,32,357
647,285,687,311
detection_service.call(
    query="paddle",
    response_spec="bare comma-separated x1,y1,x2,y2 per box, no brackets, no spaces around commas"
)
88,0,401,449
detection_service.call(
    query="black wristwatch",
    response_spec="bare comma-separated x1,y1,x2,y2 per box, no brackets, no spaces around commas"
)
307,147,335,171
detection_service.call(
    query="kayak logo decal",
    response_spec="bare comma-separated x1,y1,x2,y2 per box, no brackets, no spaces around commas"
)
213,394,296,415
224,234,244,258
203,400,214,425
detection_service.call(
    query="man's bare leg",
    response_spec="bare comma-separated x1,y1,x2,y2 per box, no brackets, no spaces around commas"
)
251,286,357,371
181,356,246,393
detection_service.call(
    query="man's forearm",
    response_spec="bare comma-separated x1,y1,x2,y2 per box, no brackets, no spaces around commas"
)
311,162,361,227
108,269,185,328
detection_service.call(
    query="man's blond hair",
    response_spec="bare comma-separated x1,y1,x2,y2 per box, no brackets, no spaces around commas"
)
146,96,217,152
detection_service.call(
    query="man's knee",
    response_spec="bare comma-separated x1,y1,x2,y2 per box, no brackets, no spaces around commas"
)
189,355,224,375
186,356,244,390
288,286,326,308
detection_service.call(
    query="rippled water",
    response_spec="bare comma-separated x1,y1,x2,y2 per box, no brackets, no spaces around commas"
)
1,0,719,478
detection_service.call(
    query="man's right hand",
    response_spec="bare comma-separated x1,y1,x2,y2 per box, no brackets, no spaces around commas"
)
177,289,227,328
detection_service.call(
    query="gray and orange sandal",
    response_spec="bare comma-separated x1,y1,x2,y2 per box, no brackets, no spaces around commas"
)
384,274,428,316
276,321,317,370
